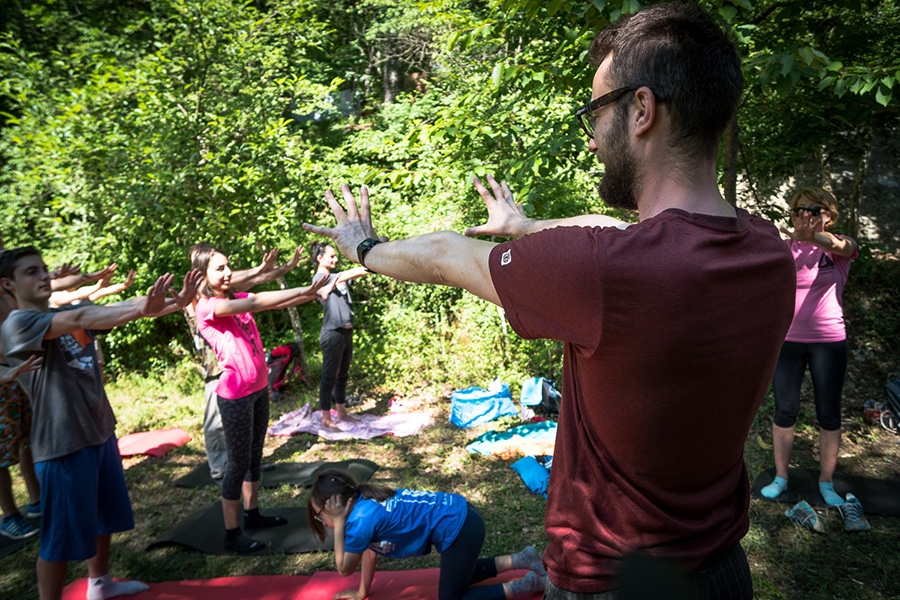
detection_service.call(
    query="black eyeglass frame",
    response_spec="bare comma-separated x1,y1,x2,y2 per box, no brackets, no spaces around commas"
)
313,506,325,523
575,86,667,138
790,205,826,217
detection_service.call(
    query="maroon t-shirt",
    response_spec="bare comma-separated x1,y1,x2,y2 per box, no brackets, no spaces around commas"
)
490,208,795,593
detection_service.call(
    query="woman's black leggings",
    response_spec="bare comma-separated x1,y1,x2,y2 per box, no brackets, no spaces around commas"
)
319,328,352,411
438,503,504,600
217,388,269,501
772,340,847,431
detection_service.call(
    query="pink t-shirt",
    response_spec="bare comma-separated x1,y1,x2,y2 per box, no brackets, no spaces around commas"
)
195,294,268,400
784,238,855,343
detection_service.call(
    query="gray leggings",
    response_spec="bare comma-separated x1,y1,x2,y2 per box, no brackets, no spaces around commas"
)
217,388,269,501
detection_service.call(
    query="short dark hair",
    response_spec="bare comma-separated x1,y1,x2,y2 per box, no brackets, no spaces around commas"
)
0,246,42,282
590,2,743,159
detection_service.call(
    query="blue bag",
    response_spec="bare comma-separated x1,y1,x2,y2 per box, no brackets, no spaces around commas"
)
450,382,517,428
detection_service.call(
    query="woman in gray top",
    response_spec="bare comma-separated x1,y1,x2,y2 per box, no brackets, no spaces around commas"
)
311,241,370,429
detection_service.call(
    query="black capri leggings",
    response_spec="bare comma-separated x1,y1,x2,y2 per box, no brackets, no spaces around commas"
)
438,503,504,600
772,340,847,431
319,328,352,412
217,388,269,501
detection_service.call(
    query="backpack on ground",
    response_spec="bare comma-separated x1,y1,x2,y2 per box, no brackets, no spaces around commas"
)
266,342,306,400
882,372,900,434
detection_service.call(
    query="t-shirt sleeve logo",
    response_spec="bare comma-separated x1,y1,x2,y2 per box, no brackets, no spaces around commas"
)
500,249,512,266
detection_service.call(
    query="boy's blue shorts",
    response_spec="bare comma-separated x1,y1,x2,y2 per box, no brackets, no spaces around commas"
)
35,435,134,562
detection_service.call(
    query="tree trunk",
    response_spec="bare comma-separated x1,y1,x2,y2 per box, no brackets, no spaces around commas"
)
383,54,401,104
722,115,738,205
847,127,875,240
277,276,312,388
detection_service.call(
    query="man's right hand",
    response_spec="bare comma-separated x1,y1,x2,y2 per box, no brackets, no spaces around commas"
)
303,184,384,264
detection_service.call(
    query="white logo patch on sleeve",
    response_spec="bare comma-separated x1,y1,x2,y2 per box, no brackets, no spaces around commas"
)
500,249,512,266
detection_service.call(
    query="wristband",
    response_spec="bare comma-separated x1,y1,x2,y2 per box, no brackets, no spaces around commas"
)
356,238,383,270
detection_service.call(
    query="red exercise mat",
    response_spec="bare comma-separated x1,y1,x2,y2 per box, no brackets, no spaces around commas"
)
305,567,544,600
61,569,543,600
62,575,311,599
117,428,192,458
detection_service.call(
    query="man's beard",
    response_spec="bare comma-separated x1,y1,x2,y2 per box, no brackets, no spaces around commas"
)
596,111,639,211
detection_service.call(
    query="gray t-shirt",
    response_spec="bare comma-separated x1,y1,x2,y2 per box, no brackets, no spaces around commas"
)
314,273,354,331
0,307,116,462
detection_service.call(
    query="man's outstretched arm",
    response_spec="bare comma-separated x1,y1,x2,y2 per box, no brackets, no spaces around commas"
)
303,185,501,306
464,174,629,239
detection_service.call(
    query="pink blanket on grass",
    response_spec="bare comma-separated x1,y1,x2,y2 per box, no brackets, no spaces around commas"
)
267,403,432,441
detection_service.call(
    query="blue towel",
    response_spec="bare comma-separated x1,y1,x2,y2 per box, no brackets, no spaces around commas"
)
511,456,551,498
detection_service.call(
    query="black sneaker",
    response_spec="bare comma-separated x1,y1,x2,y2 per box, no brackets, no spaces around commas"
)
223,533,266,554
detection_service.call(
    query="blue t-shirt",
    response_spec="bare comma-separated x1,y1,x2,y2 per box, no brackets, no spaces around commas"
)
343,489,467,558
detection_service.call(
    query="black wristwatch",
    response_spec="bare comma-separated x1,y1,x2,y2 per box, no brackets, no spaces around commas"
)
356,238,383,270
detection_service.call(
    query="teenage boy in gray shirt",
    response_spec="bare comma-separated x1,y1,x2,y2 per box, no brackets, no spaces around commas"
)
0,246,201,600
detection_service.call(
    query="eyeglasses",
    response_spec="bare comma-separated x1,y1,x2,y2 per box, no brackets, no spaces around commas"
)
575,87,666,138
791,205,825,217
313,506,325,523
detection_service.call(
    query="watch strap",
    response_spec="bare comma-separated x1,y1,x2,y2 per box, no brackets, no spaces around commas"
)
356,238,383,269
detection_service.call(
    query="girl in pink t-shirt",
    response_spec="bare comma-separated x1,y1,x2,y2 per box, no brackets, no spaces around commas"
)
193,245,323,553
761,188,858,510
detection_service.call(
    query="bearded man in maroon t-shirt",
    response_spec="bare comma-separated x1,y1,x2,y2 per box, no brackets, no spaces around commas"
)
305,3,795,598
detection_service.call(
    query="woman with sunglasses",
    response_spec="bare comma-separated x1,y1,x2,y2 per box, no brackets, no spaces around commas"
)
307,469,546,600
761,187,858,509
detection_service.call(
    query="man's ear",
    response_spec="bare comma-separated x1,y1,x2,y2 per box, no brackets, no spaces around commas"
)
0,277,14,295
632,87,660,137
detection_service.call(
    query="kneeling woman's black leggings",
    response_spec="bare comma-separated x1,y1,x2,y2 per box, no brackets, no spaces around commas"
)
772,340,847,431
217,388,269,501
438,503,504,600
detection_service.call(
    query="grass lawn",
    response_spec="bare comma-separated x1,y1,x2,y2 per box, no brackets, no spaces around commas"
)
2,360,899,599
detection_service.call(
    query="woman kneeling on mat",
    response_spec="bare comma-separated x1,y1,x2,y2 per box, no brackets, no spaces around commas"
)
194,245,323,553
307,469,546,600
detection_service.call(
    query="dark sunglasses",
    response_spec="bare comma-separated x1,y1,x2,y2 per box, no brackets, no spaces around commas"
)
575,87,666,138
791,205,825,217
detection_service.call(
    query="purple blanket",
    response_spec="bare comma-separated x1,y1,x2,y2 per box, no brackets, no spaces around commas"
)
267,403,433,441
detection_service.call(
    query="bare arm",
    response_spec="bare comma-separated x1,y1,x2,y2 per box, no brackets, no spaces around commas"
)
88,269,136,302
0,355,43,384
464,174,628,239
327,495,365,578
49,281,102,307
230,246,305,292
780,212,858,258
316,266,370,300
303,185,501,306
50,263,118,293
44,273,177,339
210,279,325,317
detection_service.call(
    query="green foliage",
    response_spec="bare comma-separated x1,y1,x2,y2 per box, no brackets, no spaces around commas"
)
0,0,898,391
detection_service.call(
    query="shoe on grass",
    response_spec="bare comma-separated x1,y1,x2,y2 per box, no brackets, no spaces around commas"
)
785,500,825,533
838,494,871,532
1,514,39,540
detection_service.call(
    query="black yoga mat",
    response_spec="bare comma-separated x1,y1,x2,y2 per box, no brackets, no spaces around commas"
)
751,467,900,516
0,509,39,560
173,458,378,489
146,504,333,555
